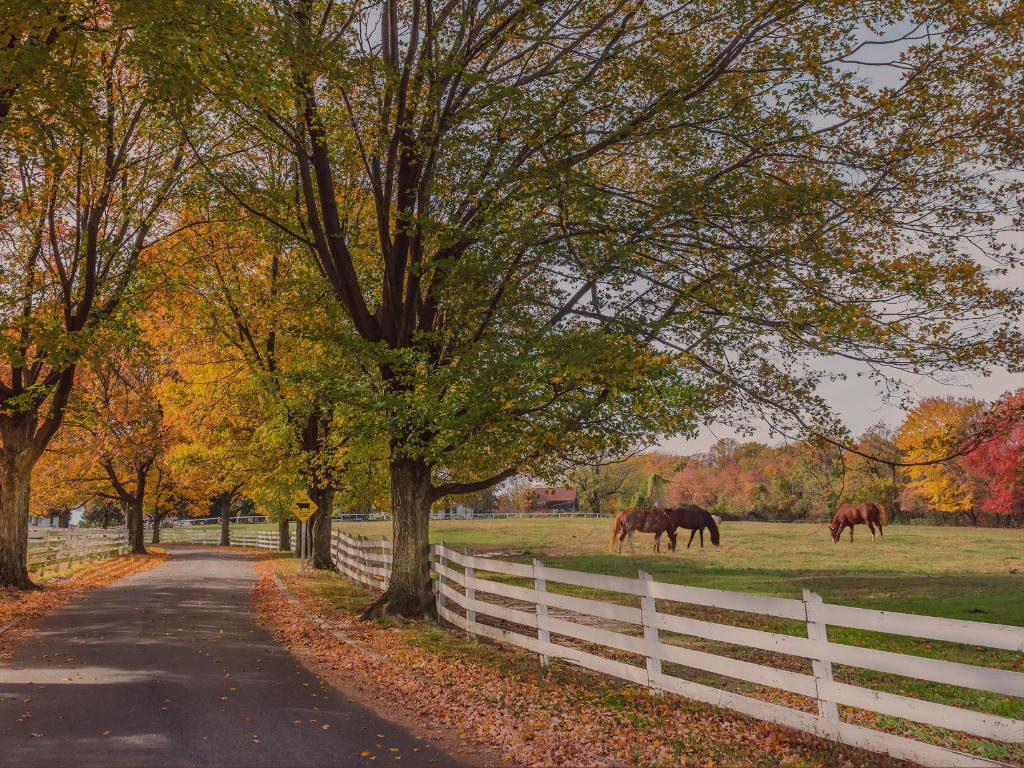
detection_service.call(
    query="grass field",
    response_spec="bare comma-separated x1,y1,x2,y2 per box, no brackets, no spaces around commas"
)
334,518,1024,624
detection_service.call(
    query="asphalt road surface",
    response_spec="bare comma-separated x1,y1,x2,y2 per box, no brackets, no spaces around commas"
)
0,546,461,767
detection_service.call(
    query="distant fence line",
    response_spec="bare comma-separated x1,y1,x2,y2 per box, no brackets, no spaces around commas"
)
159,526,1024,766
162,529,280,548
28,529,129,575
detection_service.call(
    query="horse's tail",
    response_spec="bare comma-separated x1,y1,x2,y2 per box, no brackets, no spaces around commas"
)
607,516,621,553
707,514,720,546
878,503,888,528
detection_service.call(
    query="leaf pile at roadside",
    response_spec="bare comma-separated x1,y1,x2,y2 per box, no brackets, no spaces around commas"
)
252,559,908,767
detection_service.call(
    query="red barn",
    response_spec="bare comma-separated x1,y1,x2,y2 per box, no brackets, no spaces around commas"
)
530,487,579,512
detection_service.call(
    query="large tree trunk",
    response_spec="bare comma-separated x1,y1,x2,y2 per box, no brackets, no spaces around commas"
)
151,513,163,544
309,486,335,570
361,457,434,620
127,497,146,554
278,519,291,551
220,492,231,546
58,508,71,528
126,463,149,555
0,450,34,589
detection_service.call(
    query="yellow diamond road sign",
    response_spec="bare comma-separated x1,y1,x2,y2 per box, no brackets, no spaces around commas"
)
290,491,318,522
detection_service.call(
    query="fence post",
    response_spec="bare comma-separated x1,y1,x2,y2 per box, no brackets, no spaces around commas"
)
803,588,839,722
464,548,476,641
360,535,371,593
438,541,448,610
534,558,551,667
382,536,390,588
639,570,662,694
40,530,51,576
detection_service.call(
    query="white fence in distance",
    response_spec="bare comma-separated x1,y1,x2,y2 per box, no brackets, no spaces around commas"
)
162,528,282,549
27,529,129,575
330,532,1021,768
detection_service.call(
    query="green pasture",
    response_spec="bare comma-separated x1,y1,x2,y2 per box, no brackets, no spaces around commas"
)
335,518,1024,625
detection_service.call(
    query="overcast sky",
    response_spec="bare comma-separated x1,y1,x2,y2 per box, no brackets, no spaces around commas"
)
658,363,1023,455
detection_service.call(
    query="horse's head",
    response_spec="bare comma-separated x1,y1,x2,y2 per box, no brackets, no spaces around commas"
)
829,520,841,543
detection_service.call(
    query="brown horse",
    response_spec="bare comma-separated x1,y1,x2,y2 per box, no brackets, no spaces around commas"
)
607,508,677,554
829,502,887,542
665,505,721,549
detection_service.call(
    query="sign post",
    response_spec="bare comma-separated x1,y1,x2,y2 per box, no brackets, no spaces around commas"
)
290,491,318,577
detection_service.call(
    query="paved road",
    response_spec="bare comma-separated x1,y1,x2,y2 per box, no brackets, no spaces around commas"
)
0,547,460,767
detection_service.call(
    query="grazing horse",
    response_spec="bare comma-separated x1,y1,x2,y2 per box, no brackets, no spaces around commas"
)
830,502,887,543
665,505,721,549
607,508,677,554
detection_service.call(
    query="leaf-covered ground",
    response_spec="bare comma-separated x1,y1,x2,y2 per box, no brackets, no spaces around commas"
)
254,556,916,768
0,550,171,660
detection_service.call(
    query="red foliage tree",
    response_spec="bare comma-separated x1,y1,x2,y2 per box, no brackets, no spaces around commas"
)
964,389,1024,517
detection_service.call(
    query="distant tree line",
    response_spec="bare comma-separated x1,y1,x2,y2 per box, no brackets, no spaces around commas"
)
562,391,1024,527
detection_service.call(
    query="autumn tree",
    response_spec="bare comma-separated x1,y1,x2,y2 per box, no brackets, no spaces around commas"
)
897,397,988,525
841,423,906,517
174,0,1024,617
564,450,638,516
162,208,359,566
964,389,1024,522
31,333,177,553
0,18,187,585
0,1,99,130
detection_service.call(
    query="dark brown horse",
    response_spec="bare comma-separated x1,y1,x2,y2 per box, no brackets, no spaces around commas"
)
665,505,721,549
607,508,677,554
829,502,887,542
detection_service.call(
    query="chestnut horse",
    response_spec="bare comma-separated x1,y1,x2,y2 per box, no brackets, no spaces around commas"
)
607,508,677,554
829,502,887,542
665,505,721,549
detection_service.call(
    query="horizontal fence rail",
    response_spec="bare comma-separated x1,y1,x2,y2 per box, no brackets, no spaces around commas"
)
27,529,129,575
326,531,1020,768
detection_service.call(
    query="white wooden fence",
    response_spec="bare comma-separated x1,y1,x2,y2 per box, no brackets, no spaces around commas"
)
328,533,1021,768
332,530,392,591
27,529,129,575
161,528,282,549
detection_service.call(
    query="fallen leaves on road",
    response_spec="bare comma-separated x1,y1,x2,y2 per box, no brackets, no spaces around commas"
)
1,552,170,661
252,557,919,767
